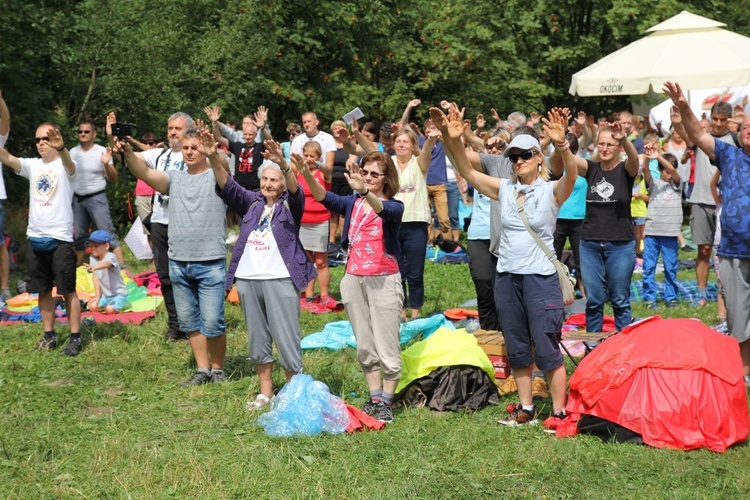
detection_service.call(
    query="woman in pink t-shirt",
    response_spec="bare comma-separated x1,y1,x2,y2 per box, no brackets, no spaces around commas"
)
295,152,404,424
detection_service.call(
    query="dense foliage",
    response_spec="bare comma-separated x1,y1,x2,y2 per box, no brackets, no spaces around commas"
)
1,0,748,229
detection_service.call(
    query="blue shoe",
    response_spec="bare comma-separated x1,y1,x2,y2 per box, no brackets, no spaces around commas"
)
665,300,679,308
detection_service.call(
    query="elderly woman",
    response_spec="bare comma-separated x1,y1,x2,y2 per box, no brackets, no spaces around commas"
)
432,106,577,426
550,115,639,334
295,151,404,424
208,138,316,410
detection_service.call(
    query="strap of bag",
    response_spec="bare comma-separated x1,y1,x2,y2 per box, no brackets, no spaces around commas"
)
514,190,557,263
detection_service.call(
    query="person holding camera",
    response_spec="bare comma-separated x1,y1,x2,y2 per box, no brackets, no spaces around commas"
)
70,122,125,268
107,111,192,342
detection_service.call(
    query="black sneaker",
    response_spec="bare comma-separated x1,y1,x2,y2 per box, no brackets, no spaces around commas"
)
361,399,377,416
498,404,538,426
372,401,394,423
62,337,83,357
180,371,212,387
210,370,227,383
36,335,58,351
164,329,188,342
644,301,660,310
665,300,679,308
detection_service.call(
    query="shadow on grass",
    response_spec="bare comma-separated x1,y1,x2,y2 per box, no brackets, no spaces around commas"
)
83,318,130,342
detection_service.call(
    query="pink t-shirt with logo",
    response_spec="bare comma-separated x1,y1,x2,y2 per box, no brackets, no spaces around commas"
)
346,198,399,276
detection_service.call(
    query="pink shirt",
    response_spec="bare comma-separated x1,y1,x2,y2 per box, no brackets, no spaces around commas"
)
346,198,399,276
135,178,155,196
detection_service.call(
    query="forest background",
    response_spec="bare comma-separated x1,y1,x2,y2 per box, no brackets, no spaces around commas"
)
1,0,747,231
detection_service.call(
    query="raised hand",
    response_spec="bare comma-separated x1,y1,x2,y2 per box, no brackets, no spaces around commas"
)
106,112,116,136
291,152,307,175
542,108,567,145
197,129,217,156
663,81,687,107
254,106,268,128
351,118,360,133
344,161,365,193
491,108,501,123
204,106,221,122
409,99,422,108
112,138,132,154
429,107,449,134
576,111,587,125
669,105,682,125
194,118,207,131
530,111,541,125
261,140,283,163
48,127,65,151
476,113,486,129
608,121,626,142
101,147,112,164
334,126,352,144
644,142,659,159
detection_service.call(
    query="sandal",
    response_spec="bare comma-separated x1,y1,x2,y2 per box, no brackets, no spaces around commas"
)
246,394,273,411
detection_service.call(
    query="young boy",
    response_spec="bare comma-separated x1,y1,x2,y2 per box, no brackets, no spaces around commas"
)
84,230,130,314
642,145,683,308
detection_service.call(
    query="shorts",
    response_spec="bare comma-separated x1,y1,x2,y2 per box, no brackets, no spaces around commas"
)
632,217,645,226
494,272,564,372
689,203,716,246
719,257,750,343
299,222,329,253
169,258,226,338
98,295,131,312
26,241,77,295
134,195,153,235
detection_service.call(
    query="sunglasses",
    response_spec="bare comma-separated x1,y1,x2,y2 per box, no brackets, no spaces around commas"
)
34,137,50,144
78,130,92,134
361,169,384,179
508,150,538,163
144,141,156,146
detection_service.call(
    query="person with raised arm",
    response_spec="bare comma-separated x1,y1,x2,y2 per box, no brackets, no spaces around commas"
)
432,105,577,427
0,123,82,356
296,151,404,424
664,80,750,388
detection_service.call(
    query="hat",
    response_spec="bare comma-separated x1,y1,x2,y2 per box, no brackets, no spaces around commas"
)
502,135,541,157
88,230,111,244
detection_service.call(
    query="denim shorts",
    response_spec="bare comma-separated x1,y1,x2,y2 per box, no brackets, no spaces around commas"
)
98,295,131,312
632,217,646,226
169,258,226,338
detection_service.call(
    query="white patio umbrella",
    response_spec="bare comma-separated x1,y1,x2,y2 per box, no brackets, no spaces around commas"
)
569,11,750,96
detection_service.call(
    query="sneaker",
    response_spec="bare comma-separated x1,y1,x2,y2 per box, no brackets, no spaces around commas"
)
713,320,729,335
498,404,537,426
210,370,227,383
680,245,693,252
36,335,58,351
689,296,708,308
531,377,550,400
1,288,11,300
318,295,340,310
372,401,394,423
164,329,188,342
180,371,212,387
644,300,660,310
665,299,679,309
362,398,377,416
497,375,517,395
62,337,83,357
543,411,569,433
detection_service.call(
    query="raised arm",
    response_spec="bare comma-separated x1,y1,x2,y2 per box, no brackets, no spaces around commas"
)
430,106,500,201
418,132,438,174
255,106,273,142
543,109,578,205
346,161,384,213
549,107,588,177
664,81,714,158
0,147,20,173
47,127,76,176
262,139,298,195
609,121,640,177
116,139,169,193
102,147,117,183
294,153,328,202
400,99,421,126
642,143,656,188
205,106,229,148
0,89,10,136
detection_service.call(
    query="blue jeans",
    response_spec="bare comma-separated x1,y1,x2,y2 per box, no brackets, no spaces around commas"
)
642,235,679,302
579,239,635,333
169,258,226,337
73,191,119,251
445,181,461,231
397,222,428,310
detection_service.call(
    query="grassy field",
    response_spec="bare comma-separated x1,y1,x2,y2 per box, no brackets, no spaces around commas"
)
0,221,749,497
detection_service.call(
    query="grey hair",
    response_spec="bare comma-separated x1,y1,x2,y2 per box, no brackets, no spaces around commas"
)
257,160,286,187
168,112,195,129
507,112,527,128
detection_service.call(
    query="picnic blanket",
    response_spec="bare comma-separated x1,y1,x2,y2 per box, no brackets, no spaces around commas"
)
301,314,454,350
425,245,469,264
630,280,719,303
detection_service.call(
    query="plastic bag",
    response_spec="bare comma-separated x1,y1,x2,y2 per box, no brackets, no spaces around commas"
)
256,374,349,437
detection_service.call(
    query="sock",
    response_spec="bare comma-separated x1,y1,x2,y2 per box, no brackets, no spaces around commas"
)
197,367,211,375
44,330,56,339
522,404,535,413
381,391,394,405
553,409,567,417
211,369,224,375
70,333,81,340
369,388,383,402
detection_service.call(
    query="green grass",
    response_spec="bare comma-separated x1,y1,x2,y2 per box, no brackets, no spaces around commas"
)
0,231,749,497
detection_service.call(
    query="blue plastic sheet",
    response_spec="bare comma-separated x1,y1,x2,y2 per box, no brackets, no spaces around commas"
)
300,314,455,350
256,374,349,437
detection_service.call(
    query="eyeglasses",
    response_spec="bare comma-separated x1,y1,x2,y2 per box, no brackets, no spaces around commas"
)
361,169,384,179
34,137,50,144
597,142,620,150
78,130,92,134
508,150,538,163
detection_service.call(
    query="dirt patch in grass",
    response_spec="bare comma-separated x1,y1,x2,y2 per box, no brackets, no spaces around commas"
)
45,379,75,387
81,407,114,416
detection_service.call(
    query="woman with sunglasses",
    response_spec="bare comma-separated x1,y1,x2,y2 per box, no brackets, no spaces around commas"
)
432,106,577,426
295,151,404,424
549,117,639,335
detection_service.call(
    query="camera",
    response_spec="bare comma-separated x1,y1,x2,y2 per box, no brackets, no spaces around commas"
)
111,122,134,140
157,193,169,204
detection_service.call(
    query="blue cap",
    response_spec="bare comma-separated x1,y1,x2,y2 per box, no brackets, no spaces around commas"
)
88,230,111,244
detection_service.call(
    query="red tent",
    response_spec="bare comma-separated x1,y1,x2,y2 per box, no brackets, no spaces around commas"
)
562,317,749,452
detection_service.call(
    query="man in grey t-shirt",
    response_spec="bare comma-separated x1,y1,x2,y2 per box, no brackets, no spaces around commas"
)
119,129,228,387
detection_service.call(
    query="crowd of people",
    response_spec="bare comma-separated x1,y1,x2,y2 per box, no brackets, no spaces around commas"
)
0,82,748,425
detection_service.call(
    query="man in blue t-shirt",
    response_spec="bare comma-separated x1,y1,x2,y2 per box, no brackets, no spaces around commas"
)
665,81,750,388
